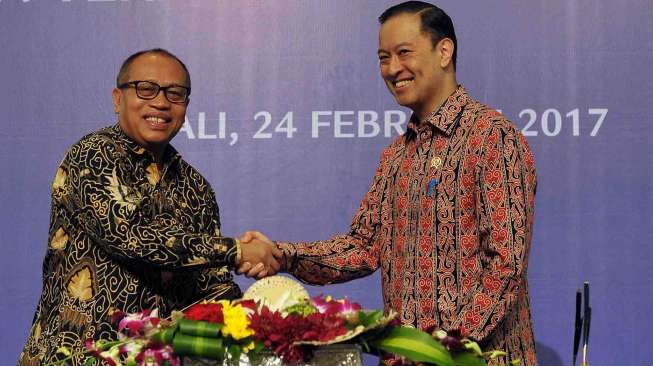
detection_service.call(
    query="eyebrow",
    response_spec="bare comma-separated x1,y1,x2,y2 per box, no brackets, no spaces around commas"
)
378,41,415,54
137,79,188,88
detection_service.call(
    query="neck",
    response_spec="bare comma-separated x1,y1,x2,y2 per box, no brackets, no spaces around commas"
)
149,146,166,165
414,75,458,122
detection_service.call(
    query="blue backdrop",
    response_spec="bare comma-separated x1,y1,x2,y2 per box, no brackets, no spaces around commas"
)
1,1,652,364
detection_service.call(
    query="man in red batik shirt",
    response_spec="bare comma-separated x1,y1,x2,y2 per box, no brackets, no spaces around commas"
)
241,2,537,365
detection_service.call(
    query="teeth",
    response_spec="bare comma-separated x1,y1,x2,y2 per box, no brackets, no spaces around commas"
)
395,79,413,88
145,116,166,123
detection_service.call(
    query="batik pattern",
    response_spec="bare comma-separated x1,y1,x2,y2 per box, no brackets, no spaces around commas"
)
279,86,537,365
19,125,240,366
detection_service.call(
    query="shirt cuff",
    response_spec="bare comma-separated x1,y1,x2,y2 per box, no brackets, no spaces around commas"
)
235,238,242,265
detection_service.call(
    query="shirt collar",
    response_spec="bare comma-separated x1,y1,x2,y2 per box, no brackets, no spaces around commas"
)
110,124,181,168
407,85,469,136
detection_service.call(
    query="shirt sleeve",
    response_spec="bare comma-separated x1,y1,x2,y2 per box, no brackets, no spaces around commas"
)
56,137,239,270
452,121,537,341
276,148,394,284
192,187,241,298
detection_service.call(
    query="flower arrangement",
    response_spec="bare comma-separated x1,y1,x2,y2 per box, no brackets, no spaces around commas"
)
81,309,179,366
50,276,517,366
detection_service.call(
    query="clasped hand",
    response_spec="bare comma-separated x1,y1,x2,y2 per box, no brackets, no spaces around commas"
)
237,231,282,279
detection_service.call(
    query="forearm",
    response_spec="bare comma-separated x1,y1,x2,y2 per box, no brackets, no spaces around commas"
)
61,140,239,270
278,233,379,285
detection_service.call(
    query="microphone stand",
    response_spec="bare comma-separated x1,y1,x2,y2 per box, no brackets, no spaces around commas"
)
581,282,591,366
573,282,591,366
572,290,582,366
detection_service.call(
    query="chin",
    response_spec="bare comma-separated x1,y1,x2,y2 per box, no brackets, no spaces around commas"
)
394,97,414,109
142,133,172,145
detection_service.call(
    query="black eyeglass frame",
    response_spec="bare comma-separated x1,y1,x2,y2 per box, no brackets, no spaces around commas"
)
117,80,191,104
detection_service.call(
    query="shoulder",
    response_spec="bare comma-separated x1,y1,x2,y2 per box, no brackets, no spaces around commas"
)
65,126,125,158
464,98,526,141
467,101,536,169
60,126,126,168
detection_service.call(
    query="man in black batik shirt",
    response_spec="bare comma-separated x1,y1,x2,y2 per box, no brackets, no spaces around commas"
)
19,48,281,366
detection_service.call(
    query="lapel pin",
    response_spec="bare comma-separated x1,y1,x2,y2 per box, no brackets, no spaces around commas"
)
431,156,442,169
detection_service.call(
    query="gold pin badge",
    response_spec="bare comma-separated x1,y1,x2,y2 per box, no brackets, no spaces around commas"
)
431,156,442,169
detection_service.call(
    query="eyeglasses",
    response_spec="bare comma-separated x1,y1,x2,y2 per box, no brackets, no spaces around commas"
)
118,80,190,104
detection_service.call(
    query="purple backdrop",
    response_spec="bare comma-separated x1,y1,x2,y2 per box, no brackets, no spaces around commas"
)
2,0,652,364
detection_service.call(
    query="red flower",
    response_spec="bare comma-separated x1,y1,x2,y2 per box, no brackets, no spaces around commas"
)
248,304,351,364
249,306,313,363
184,303,224,324
239,299,257,311
304,312,347,342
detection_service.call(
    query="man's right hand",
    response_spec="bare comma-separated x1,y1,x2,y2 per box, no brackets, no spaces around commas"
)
237,231,282,279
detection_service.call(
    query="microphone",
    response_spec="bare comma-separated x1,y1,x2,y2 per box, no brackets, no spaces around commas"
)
581,282,591,366
572,289,582,366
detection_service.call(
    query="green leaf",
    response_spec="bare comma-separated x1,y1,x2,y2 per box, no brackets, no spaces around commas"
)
178,318,223,337
370,326,455,366
452,352,487,366
172,334,224,359
484,350,507,359
151,328,177,344
228,343,241,362
252,341,265,354
463,341,483,356
283,300,316,316
360,310,384,327
81,357,97,366
97,340,123,351
55,347,71,357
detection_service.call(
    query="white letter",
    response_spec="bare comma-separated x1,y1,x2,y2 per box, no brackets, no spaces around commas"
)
218,112,226,139
198,112,216,139
334,111,355,138
384,110,406,137
312,111,332,138
180,117,195,139
358,110,380,138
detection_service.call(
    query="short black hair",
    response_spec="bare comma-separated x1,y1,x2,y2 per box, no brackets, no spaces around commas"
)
379,1,457,69
116,48,191,89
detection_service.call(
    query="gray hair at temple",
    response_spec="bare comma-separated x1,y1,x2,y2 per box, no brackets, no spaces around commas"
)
379,1,458,70
116,48,192,89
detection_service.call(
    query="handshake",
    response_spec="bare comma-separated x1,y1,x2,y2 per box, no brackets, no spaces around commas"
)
236,231,283,279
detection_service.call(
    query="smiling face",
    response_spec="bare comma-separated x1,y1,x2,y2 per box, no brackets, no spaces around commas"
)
112,53,189,158
378,13,455,120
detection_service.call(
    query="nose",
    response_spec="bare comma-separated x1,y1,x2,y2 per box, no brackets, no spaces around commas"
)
149,89,171,109
387,55,404,77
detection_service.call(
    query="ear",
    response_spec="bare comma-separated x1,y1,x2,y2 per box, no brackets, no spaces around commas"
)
111,88,122,114
437,38,455,69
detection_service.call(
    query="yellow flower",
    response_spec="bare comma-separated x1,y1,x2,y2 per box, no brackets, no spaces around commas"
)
220,301,254,341
242,341,256,353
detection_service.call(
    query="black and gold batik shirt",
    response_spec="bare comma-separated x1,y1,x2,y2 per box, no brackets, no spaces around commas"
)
19,124,240,366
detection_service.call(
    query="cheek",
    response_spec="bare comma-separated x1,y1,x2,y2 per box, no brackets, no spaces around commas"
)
379,65,391,78
172,107,187,124
126,100,144,116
